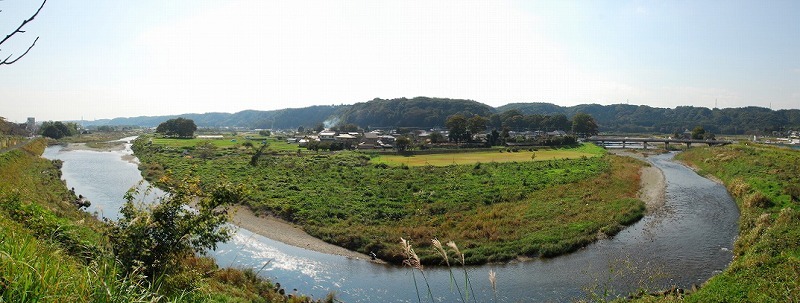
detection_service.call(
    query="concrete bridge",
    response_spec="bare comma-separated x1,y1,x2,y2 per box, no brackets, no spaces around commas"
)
585,136,733,149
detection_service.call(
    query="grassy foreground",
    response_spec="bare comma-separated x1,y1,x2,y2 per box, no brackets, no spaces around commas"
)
633,143,800,302
135,138,646,264
0,139,327,302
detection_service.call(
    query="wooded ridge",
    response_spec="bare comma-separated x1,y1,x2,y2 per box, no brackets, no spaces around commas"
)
79,97,800,134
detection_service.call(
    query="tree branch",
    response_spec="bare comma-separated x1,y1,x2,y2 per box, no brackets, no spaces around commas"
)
1,36,37,65
0,0,46,65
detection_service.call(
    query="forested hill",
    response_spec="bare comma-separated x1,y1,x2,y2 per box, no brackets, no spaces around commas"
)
83,98,800,134
88,105,343,129
336,97,494,128
499,103,800,134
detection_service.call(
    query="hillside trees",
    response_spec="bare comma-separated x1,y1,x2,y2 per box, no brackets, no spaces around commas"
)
0,117,27,136
156,117,196,138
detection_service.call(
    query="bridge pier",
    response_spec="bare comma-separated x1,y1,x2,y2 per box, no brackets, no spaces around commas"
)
622,141,626,149
643,141,648,150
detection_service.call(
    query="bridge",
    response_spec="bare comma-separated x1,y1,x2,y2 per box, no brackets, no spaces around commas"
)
585,136,733,149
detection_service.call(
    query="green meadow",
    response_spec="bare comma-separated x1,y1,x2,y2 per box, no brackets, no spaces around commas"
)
135,137,646,264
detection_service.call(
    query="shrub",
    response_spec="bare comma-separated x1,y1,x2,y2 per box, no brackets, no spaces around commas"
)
727,178,750,198
743,191,772,209
108,176,245,277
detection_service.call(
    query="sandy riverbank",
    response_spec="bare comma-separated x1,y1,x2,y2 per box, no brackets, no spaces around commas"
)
228,205,384,263
608,149,667,212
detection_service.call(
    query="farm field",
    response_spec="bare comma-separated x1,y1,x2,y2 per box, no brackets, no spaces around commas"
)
133,137,646,264
372,144,604,166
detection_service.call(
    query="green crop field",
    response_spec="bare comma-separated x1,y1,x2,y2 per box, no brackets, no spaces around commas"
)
134,137,646,265
372,144,605,166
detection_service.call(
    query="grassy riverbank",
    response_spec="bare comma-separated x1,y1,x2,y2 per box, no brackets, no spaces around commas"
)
134,137,647,264
0,139,326,302
633,143,800,302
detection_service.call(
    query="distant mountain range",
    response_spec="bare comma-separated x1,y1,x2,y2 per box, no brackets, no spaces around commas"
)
80,97,800,135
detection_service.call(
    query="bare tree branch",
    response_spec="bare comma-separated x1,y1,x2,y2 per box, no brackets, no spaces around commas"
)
0,0,46,66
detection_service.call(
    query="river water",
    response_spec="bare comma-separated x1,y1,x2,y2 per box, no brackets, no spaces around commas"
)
43,138,738,302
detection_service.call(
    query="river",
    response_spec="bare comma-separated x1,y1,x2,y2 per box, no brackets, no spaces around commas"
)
43,138,738,302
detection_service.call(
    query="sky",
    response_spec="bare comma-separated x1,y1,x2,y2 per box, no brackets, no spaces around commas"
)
1,0,799,122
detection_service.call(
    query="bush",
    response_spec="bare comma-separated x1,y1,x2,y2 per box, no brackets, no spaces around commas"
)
108,176,245,277
744,191,772,209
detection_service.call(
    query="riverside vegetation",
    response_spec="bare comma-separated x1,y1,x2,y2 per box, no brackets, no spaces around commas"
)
0,138,331,302
133,135,647,264
632,143,800,302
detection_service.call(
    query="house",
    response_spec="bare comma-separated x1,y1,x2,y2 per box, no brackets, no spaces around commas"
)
318,131,337,141
335,133,358,143
377,135,396,148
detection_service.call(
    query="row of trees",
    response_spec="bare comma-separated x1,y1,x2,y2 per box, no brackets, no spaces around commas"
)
501,103,800,135
443,112,599,143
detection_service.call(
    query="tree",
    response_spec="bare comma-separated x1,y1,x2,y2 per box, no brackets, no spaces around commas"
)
429,131,445,144
544,114,570,131
156,117,197,138
691,126,706,140
1,0,46,65
0,117,27,135
109,177,244,276
467,115,488,136
571,113,598,137
488,129,501,146
445,114,468,143
39,121,77,139
394,136,412,153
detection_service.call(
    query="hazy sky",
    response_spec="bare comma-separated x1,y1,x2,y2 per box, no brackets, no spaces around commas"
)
2,0,799,122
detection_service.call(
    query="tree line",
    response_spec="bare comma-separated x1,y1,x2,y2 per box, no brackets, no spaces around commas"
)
83,98,800,135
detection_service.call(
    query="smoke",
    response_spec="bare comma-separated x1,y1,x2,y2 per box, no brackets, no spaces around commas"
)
323,117,341,129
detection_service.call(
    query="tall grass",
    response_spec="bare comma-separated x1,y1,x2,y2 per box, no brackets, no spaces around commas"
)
0,216,161,303
402,238,480,303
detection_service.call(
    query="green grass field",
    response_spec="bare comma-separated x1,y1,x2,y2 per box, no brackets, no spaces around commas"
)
151,136,303,152
135,138,645,264
373,144,605,166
